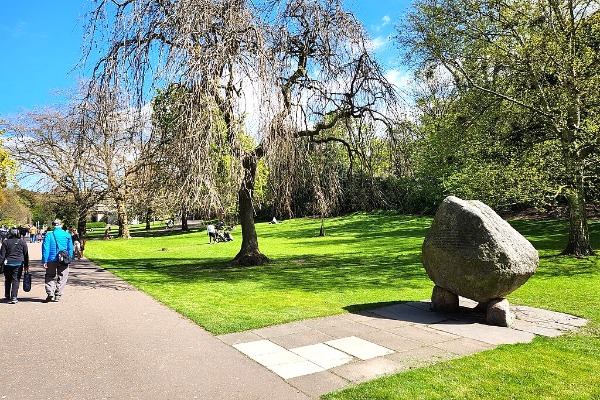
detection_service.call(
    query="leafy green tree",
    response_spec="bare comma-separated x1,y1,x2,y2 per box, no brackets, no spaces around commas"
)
0,128,18,188
401,0,600,255
0,188,31,225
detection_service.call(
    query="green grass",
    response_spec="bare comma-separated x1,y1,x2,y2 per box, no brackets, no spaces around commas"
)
85,213,433,334
84,213,600,399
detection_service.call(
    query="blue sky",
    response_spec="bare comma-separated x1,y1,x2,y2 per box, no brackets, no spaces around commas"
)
0,1,412,117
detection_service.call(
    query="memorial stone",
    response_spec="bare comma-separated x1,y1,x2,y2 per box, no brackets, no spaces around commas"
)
422,196,539,326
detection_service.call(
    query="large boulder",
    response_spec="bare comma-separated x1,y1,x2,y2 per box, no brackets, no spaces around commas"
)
422,196,538,303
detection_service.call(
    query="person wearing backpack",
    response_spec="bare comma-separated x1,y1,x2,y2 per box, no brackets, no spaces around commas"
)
41,219,73,303
1,228,29,304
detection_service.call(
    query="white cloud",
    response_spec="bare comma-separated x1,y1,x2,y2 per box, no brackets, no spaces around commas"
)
385,69,412,92
373,15,391,32
368,35,390,52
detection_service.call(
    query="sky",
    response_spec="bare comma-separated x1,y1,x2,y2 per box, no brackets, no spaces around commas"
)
0,0,413,118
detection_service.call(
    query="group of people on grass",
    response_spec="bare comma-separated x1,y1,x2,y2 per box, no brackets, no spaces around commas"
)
206,220,234,244
2,219,81,305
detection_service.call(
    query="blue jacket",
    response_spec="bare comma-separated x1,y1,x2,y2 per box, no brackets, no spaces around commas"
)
42,227,74,263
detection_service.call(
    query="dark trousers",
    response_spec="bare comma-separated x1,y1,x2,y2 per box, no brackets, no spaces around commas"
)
4,264,22,300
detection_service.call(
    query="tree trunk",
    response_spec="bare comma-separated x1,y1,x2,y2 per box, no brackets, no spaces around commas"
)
116,197,131,238
181,202,188,231
230,153,269,266
145,207,151,230
561,147,594,256
77,213,87,239
562,184,594,256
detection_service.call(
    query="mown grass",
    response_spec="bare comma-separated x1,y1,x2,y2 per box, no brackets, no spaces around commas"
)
85,213,432,334
85,213,600,399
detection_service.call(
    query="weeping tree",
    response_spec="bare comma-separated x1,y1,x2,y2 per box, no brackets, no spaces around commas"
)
151,83,241,229
84,0,395,265
401,0,600,256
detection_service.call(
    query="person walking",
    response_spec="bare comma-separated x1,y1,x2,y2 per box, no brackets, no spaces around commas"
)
41,219,73,302
71,228,82,260
29,224,38,243
1,228,29,304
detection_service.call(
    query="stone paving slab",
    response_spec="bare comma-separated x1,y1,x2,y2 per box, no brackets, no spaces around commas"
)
326,336,395,360
287,370,350,398
219,298,588,397
291,343,354,369
270,329,337,349
430,321,536,345
513,306,588,329
385,344,456,368
330,357,403,383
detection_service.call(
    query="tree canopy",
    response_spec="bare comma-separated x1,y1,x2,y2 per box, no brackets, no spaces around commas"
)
401,0,600,255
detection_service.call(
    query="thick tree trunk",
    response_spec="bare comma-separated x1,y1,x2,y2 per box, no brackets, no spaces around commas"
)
77,213,87,239
116,197,131,238
230,153,269,266
562,184,594,256
561,145,594,256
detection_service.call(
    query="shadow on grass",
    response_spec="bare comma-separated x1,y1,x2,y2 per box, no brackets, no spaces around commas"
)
93,250,429,292
86,228,202,241
343,300,408,313
263,214,431,241
533,255,600,278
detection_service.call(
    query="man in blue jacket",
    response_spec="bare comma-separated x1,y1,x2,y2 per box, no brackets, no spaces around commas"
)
41,219,74,302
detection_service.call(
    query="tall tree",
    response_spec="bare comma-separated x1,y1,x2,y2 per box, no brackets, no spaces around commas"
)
84,0,395,265
401,0,600,255
3,107,104,234
79,85,154,239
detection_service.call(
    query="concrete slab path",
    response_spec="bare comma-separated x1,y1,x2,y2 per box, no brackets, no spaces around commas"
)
219,299,586,397
1,242,587,399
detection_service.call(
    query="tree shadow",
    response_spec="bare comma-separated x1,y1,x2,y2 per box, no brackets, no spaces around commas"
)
95,249,430,293
263,214,431,241
343,300,487,325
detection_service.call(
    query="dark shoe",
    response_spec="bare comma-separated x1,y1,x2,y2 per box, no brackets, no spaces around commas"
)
9,298,18,304
53,295,61,302
44,295,54,303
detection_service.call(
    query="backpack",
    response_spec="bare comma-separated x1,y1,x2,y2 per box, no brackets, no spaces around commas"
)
53,232,71,266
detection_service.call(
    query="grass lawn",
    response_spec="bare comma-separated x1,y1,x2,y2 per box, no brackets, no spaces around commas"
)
85,213,600,399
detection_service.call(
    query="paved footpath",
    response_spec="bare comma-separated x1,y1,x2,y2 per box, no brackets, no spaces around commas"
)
1,243,587,399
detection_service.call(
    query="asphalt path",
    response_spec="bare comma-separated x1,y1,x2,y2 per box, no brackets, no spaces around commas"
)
0,242,308,399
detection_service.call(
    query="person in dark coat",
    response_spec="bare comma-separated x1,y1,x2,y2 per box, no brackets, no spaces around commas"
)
1,228,29,304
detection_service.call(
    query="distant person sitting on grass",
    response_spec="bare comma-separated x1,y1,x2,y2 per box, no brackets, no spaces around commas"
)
104,225,112,240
